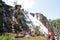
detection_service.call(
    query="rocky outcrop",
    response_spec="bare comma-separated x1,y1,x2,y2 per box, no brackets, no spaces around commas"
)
3,4,30,33
2,4,53,33
36,13,53,32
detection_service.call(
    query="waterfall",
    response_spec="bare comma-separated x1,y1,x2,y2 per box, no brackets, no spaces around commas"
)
2,23,7,32
27,13,48,34
11,11,17,33
22,10,48,34
2,4,49,34
22,10,34,31
2,6,7,32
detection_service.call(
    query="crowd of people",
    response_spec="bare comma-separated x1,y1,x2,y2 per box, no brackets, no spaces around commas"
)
15,31,59,40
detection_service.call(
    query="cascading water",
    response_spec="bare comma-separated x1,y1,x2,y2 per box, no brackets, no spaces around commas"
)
22,10,48,34
2,6,7,32
22,10,34,31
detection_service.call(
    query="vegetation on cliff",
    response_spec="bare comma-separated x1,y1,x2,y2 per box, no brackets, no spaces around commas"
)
49,19,60,31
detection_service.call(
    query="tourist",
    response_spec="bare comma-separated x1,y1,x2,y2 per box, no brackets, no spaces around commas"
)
47,32,53,40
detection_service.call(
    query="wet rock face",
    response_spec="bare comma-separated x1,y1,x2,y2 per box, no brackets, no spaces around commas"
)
38,13,53,32
3,5,29,33
3,4,53,33
3,5,15,32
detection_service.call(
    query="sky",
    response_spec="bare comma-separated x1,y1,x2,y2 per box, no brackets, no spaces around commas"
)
2,0,60,19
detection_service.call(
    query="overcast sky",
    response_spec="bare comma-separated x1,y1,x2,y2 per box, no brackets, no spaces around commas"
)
2,0,60,19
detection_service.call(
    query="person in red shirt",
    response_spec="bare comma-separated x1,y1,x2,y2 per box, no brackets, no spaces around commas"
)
47,32,54,40
48,32,53,37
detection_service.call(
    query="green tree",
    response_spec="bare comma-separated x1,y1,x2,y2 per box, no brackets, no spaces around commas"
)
33,26,40,33
0,0,4,13
49,19,60,31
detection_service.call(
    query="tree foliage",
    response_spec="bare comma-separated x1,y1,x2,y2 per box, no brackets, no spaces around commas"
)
33,26,40,32
0,0,4,13
49,19,60,31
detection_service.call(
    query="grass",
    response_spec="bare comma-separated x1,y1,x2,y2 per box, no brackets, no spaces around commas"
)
0,34,44,40
0,34,14,40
